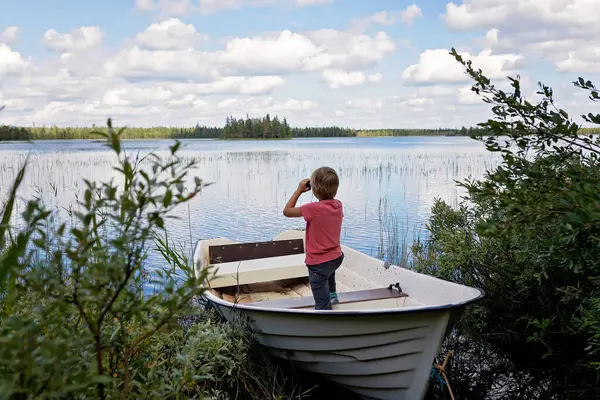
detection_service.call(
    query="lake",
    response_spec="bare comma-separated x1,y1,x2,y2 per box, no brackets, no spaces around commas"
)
0,137,501,268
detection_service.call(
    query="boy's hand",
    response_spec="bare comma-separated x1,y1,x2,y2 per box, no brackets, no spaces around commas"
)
297,178,311,193
284,179,310,217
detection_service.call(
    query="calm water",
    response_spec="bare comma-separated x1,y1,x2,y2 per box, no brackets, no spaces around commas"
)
0,137,501,268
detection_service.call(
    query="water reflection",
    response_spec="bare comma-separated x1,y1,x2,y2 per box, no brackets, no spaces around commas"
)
0,137,501,268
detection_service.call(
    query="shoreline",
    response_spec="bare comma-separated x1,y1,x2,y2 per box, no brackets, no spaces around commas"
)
2,128,598,142
0,135,475,143
0,134,481,142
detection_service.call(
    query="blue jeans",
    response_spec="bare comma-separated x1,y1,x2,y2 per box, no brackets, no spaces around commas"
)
307,253,344,310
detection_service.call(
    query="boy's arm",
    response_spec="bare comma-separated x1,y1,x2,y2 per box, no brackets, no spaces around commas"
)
283,178,310,218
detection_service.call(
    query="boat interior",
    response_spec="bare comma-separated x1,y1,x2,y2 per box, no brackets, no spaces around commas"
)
197,233,427,311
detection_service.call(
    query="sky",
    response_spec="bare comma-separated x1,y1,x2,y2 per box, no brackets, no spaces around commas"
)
0,0,599,129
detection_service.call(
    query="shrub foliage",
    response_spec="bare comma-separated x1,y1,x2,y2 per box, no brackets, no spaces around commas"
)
415,49,600,399
0,119,303,399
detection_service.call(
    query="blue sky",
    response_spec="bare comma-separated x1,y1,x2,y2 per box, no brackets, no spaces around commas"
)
0,0,598,128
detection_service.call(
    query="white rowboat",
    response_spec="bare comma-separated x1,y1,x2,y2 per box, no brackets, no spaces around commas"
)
193,230,483,400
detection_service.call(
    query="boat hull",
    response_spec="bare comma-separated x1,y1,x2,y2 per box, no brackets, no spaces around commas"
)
195,230,482,400
208,298,463,400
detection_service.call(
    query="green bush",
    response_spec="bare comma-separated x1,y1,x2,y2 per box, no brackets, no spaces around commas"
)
414,49,600,399
0,119,304,399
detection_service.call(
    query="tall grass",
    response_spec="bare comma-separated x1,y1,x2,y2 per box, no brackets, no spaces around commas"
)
376,196,426,267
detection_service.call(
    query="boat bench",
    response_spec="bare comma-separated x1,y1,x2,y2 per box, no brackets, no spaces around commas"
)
206,239,308,289
246,287,408,309
208,238,305,264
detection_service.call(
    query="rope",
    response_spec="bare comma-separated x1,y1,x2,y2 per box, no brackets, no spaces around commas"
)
431,365,446,387
433,351,456,400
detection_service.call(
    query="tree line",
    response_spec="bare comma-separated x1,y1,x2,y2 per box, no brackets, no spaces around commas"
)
2,115,600,141
221,114,292,139
292,126,355,137
357,126,494,137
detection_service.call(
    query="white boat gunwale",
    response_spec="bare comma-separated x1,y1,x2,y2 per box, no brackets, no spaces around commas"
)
201,289,483,316
192,237,485,316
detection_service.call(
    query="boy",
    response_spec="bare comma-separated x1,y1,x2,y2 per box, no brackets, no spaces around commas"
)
283,167,344,310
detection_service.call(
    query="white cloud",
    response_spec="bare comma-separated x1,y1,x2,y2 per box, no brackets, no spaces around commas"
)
444,0,600,73
445,0,599,31
28,100,169,126
350,5,421,32
295,0,333,6
274,98,318,112
135,0,156,11
218,96,317,114
0,27,20,45
16,68,112,104
136,0,332,16
102,76,285,107
134,18,207,50
198,0,246,14
331,87,501,128
457,85,481,105
104,47,219,80
553,43,600,73
402,97,433,107
415,86,456,97
106,28,396,79
483,28,499,46
0,44,29,76
0,94,27,111
19,93,321,127
102,86,173,107
345,98,383,112
218,29,395,74
444,1,507,30
402,48,524,84
216,30,322,74
367,72,383,82
304,30,396,70
135,0,194,17
322,69,365,89
365,11,395,26
400,4,422,26
2,8,541,129
43,26,104,53
228,76,286,94
349,11,396,32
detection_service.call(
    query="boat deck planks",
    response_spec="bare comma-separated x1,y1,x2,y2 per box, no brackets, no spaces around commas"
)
246,287,408,309
214,278,309,304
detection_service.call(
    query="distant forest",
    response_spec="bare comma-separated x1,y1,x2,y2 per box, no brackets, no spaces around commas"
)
221,115,293,139
2,114,599,141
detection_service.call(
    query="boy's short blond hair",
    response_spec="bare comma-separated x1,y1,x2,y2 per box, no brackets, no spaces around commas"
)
311,167,339,200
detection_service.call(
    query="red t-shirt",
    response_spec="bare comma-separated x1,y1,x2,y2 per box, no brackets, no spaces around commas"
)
301,199,343,266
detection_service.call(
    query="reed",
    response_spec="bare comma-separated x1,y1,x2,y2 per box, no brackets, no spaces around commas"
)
376,195,427,268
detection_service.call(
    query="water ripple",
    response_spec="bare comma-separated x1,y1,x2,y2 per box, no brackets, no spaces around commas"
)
0,137,501,268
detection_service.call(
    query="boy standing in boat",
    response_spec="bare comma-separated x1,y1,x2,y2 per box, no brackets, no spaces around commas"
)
283,167,344,310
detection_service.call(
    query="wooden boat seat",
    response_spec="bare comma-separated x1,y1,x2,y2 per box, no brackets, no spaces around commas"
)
206,254,309,288
208,239,304,264
206,239,308,289
245,287,408,309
